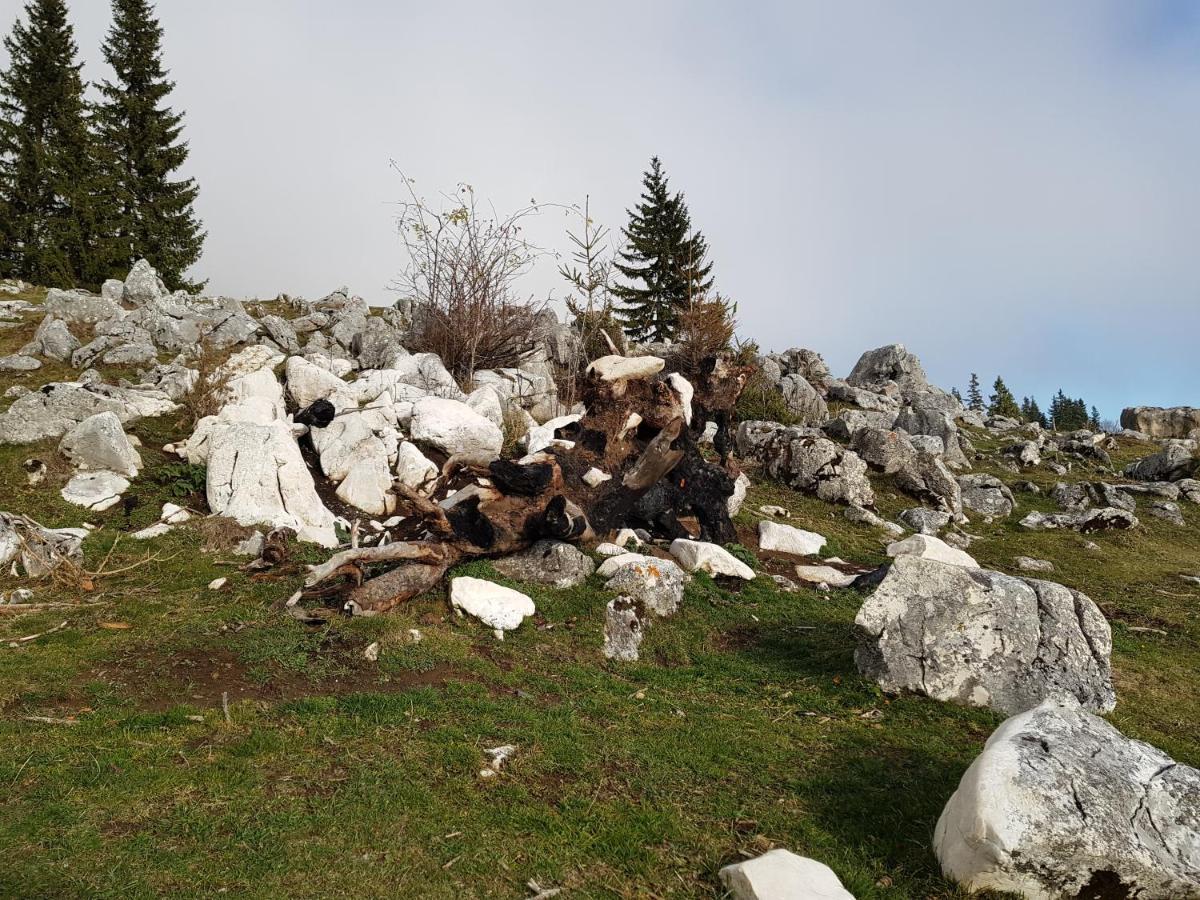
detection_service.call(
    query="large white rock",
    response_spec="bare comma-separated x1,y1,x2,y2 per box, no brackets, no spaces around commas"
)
61,471,130,511
758,521,826,556
935,698,1200,899
285,355,357,411
394,441,439,495
449,577,535,631
718,849,855,900
123,258,166,306
586,354,665,382
886,533,978,568
409,397,502,458
855,555,1115,715
353,353,464,404
670,539,756,580
466,384,505,428
794,564,858,588
604,556,687,616
59,412,143,477
205,421,337,546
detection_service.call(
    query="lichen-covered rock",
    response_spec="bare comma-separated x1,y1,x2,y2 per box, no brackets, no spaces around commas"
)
1120,405,1200,440
898,507,951,534
493,540,595,589
603,597,644,662
0,382,176,444
1124,441,1197,483
957,473,1014,518
935,698,1200,899
738,424,875,508
1020,507,1139,532
855,555,1115,715
603,556,687,616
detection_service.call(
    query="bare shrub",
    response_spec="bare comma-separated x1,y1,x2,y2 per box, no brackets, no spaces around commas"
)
176,345,235,430
391,168,550,384
671,295,737,379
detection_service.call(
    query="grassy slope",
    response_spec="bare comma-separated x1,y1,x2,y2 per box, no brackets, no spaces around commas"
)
0,303,1195,897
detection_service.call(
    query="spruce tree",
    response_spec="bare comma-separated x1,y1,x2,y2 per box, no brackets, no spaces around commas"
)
988,376,1020,419
1089,405,1101,430
965,373,984,411
950,387,963,403
0,0,100,286
613,157,713,342
93,0,204,289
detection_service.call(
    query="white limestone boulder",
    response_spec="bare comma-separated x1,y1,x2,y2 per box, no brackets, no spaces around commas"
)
449,577,535,632
409,397,502,458
886,533,978,568
718,849,855,900
670,539,756,580
58,412,143,477
935,698,1200,899
757,521,826,556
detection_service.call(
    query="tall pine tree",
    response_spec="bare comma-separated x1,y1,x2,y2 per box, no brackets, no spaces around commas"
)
93,0,204,289
965,373,984,411
613,157,713,342
0,0,100,286
988,376,1021,419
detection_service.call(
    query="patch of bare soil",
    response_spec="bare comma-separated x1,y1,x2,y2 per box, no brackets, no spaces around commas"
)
94,645,468,711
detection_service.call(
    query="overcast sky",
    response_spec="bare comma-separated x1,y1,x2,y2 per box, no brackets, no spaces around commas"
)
4,1,1199,417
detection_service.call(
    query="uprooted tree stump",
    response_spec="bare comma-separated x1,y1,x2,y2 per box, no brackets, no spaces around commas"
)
301,354,752,615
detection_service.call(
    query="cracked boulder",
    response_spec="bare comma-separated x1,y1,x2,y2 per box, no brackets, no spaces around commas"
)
737,423,875,508
1124,441,1197,483
0,382,176,444
59,411,143,477
935,698,1200,899
854,555,1115,716
205,420,337,547
957,473,1014,518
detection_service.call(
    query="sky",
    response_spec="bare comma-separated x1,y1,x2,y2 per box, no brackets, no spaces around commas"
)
3,1,1199,418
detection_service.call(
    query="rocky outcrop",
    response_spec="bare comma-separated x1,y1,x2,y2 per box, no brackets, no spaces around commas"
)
1120,405,1200,439
855,555,1115,715
1124,441,1197,483
935,698,1200,899
737,422,875,508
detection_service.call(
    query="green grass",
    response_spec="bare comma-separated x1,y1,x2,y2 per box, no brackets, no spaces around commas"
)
0,351,1196,896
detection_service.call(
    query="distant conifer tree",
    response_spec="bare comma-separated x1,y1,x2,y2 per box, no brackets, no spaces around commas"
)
93,0,204,289
0,0,101,285
965,373,984,411
988,377,1021,419
950,387,963,403
613,157,713,342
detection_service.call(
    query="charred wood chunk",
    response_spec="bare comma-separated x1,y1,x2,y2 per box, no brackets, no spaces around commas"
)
295,397,336,429
631,483,691,540
672,453,737,545
542,494,588,541
577,427,608,455
445,495,496,548
488,459,555,497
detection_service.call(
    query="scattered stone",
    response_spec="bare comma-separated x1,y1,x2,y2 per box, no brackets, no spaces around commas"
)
769,574,799,592
492,540,595,588
856,556,1115,715
737,424,875,508
582,467,611,488
886,534,978,568
935,698,1200,899
757,521,826,556
1148,500,1186,525
603,596,645,661
843,505,905,536
586,354,664,382
1124,441,1196,482
449,577,535,633
1014,556,1054,572
794,564,858,588
604,556,687,616
1020,507,1139,532
898,507,951,534
727,471,751,516
957,474,1015,518
0,354,41,371
719,849,855,900
208,577,227,591
60,471,129,511
758,504,789,518
669,539,755,580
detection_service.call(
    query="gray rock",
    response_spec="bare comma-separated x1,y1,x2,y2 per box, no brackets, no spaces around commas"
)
1120,405,1200,439
492,540,595,589
1178,478,1200,504
0,354,41,371
899,507,951,534
778,373,829,425
1020,507,1139,532
23,316,80,362
846,343,929,392
826,378,900,412
844,505,905,536
957,474,1015,518
935,698,1200,899
1148,501,1186,526
205,305,261,349
353,316,404,369
896,402,968,468
823,408,898,441
0,510,86,577
855,555,1115,715
1119,480,1181,500
58,411,143,477
43,288,123,324
603,597,644,661
1003,439,1041,467
604,556,687,616
738,424,875,507
1015,556,1054,572
0,381,175,444
893,451,963,519
259,315,301,354
101,342,157,366
851,427,916,474
1125,441,1197,482
123,259,166,305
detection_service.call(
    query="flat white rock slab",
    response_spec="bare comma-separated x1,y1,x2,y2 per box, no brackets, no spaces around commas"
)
758,521,826,556
670,539,756,580
719,849,855,900
886,533,978,568
449,577,535,631
794,564,857,588
61,471,130,511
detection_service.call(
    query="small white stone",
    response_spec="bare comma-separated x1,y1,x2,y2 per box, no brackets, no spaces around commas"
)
407,628,423,643
594,542,626,557
719,849,855,900
670,539,756,581
131,523,172,540
208,577,227,590
582,467,611,488
449,577,535,632
794,564,858,588
586,354,664,382
613,528,643,548
162,503,191,525
363,641,380,661
758,521,826,556
60,471,129,511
